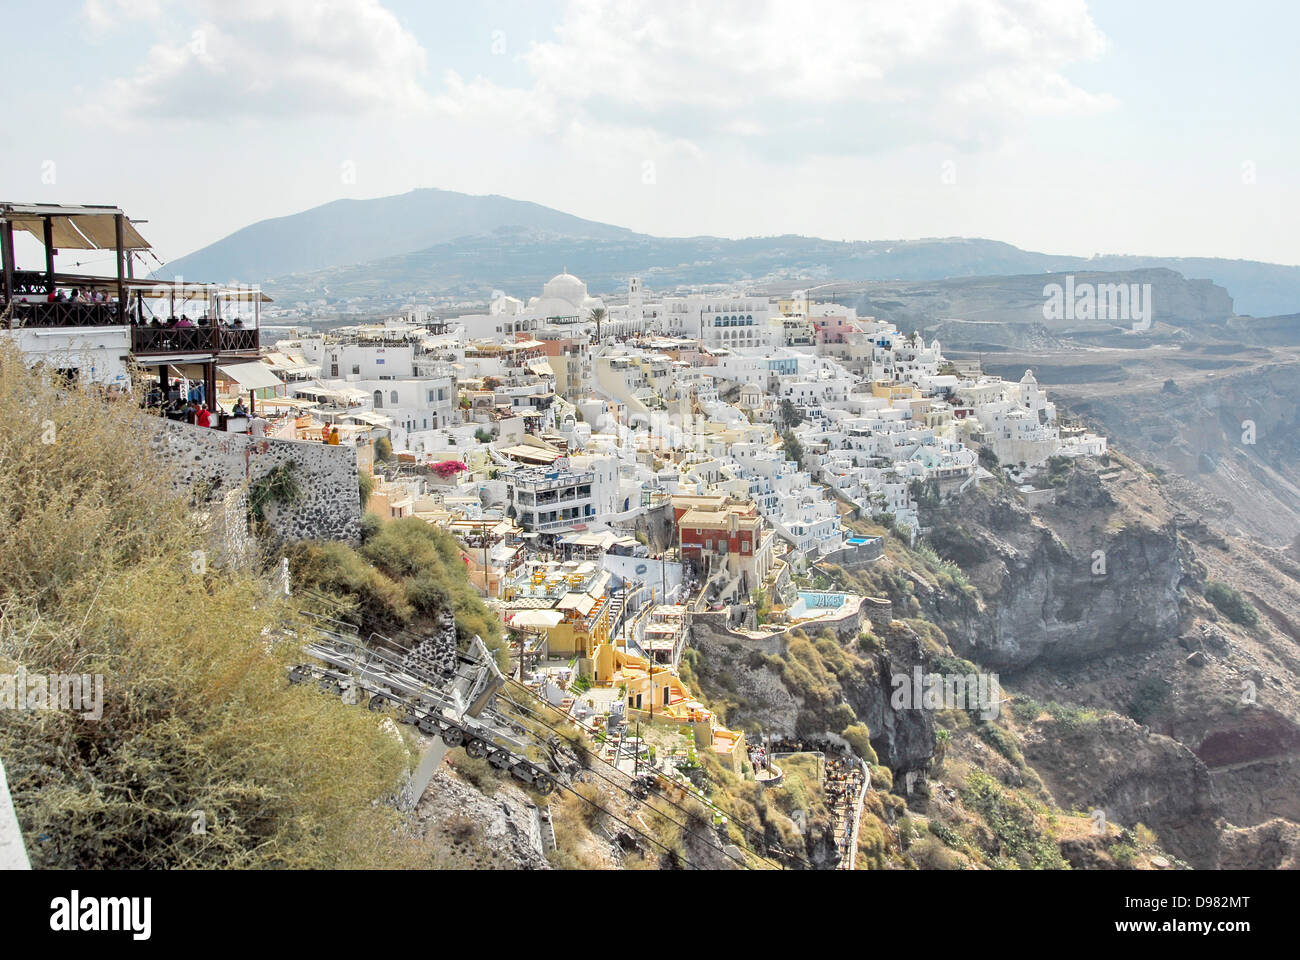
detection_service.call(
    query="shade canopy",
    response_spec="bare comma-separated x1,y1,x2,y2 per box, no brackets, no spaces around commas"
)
343,410,393,426
508,610,564,629
217,362,284,391
2,202,151,250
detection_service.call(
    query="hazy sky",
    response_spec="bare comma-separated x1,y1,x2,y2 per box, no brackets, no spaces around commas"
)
3,0,1297,268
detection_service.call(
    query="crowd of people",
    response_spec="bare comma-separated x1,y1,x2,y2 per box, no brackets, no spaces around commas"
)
143,380,222,427
760,736,866,867
823,752,866,866
48,287,112,304
131,314,248,329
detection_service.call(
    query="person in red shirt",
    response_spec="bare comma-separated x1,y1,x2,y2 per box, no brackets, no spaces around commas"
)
196,405,212,428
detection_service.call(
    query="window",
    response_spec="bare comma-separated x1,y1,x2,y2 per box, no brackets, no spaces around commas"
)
351,365,360,375
390,391,399,404
373,390,383,408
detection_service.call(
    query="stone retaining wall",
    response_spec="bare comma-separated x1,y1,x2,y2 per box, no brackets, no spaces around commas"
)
147,419,361,546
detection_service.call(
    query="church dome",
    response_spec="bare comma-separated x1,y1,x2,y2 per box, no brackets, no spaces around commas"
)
542,272,588,307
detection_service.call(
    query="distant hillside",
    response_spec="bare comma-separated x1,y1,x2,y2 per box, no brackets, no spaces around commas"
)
811,269,1237,351
160,188,1300,317
160,188,641,283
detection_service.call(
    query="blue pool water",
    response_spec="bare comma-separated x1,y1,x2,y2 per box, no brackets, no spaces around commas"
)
797,592,846,609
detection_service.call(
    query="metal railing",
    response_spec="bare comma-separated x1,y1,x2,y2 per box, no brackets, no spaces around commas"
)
130,325,259,355
7,300,124,328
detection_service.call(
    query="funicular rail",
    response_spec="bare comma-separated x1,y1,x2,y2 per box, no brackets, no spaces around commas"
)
289,623,556,796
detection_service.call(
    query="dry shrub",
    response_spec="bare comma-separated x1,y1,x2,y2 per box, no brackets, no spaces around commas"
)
0,346,413,868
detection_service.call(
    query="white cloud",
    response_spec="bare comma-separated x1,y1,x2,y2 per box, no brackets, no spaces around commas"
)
468,0,1114,156
88,0,430,121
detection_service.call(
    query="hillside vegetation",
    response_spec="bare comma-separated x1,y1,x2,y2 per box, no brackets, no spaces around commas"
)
0,345,425,868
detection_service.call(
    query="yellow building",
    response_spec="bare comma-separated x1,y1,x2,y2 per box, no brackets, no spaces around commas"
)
591,641,746,771
871,380,919,402
504,561,613,660
549,589,612,660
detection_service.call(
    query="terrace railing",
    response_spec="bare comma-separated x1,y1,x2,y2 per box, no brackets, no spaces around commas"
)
8,300,124,328
130,326,259,356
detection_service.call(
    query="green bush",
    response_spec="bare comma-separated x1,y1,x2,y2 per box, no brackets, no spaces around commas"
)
285,540,413,628
1127,676,1172,724
359,511,382,543
961,771,1066,870
842,723,878,763
1204,581,1259,627
828,702,857,732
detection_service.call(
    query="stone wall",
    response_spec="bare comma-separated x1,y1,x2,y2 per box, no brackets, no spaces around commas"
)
195,483,256,571
147,418,361,546
862,596,893,628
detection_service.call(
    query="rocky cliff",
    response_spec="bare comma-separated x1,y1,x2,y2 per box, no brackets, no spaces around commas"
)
924,467,1188,672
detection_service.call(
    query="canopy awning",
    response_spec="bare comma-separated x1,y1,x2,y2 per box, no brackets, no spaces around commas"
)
343,411,393,426
2,203,151,250
217,362,283,391
292,384,341,399
507,610,564,629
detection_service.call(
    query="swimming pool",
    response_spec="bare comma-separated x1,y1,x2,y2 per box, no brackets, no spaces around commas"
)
797,591,847,609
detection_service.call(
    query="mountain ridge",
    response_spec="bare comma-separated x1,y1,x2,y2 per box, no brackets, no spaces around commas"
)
160,188,1300,317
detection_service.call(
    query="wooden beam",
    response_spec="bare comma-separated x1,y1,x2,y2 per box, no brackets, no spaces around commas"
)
114,214,126,312
0,220,15,308
42,217,55,293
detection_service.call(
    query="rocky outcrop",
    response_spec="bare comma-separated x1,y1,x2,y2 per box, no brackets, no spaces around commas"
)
928,480,1187,672
690,617,935,777
1022,714,1222,868
413,766,551,870
1217,818,1300,869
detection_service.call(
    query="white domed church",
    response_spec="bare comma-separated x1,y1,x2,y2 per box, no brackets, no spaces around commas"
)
527,271,605,320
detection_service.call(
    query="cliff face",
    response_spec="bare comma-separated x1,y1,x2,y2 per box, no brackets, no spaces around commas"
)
1061,359,1300,547
689,618,935,775
925,470,1188,672
1021,714,1221,867
846,268,1235,349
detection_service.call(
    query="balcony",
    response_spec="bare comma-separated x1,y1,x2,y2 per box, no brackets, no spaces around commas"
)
131,325,259,357
8,300,125,328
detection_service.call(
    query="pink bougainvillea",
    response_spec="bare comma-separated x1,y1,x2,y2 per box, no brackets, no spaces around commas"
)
430,459,467,479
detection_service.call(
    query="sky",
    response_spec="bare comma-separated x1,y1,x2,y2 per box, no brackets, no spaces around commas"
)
2,0,1297,268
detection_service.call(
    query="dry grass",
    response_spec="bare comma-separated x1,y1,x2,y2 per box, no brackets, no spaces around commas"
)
0,345,417,868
